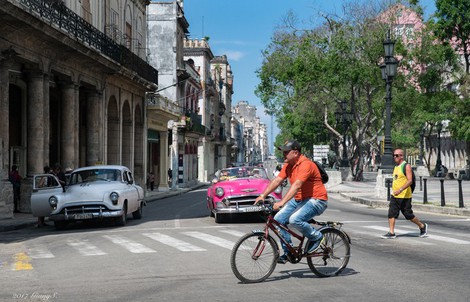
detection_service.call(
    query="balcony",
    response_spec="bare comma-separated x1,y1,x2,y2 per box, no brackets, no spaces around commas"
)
19,0,158,84
147,94,180,117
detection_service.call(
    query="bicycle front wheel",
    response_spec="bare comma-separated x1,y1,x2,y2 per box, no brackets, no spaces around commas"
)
307,228,350,277
230,232,279,283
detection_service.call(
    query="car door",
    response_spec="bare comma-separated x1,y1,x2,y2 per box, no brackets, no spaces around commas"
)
31,174,63,217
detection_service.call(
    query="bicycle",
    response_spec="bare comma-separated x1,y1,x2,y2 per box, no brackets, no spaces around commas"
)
230,201,351,283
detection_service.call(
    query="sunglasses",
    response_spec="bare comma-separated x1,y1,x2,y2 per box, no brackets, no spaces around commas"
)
393,154,402,158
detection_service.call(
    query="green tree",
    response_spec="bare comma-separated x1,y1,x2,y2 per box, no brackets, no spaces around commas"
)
432,0,470,160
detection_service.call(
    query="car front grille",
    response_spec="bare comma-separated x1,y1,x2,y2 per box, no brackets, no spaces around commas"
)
61,205,110,215
223,195,269,206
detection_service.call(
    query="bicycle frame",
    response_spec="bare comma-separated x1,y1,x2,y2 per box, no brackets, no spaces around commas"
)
261,213,323,261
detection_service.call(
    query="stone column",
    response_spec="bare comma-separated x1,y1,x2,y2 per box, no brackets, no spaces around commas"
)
0,57,12,218
0,58,11,171
86,89,101,166
27,71,45,175
43,73,50,167
158,130,170,191
61,82,77,170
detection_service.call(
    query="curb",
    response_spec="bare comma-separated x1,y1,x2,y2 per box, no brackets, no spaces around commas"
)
339,192,470,217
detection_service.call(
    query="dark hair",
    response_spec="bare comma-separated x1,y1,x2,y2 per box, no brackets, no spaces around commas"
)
12,165,17,171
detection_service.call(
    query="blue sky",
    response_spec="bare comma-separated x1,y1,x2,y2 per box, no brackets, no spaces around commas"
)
183,0,436,153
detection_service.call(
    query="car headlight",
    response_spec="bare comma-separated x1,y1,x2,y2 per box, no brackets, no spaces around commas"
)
110,192,119,205
48,196,58,207
215,187,224,197
275,186,282,194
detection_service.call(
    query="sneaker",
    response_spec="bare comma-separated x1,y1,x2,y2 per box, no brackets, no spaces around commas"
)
381,232,396,239
420,223,428,237
277,254,288,264
306,236,325,254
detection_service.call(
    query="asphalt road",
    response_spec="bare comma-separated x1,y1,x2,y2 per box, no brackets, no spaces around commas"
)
1,187,470,302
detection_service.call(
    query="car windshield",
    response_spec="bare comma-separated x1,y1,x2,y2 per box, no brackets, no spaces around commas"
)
69,169,122,185
218,167,267,181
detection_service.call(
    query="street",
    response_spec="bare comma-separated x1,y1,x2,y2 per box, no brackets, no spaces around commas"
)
1,187,470,302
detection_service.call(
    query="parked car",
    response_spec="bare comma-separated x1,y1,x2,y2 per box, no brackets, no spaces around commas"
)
31,165,145,229
207,166,282,223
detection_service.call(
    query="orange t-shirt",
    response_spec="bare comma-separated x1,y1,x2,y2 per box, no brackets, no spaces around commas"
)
278,155,328,201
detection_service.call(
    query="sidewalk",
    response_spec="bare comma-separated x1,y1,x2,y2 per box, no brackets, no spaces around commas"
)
1,178,469,232
328,177,470,217
0,182,208,232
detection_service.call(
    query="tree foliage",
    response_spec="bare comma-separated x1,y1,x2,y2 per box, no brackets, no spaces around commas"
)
257,0,468,173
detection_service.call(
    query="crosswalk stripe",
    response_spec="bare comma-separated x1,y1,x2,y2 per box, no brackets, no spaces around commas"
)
182,231,235,249
67,240,107,256
363,226,470,244
142,233,206,252
27,245,55,259
218,230,246,237
102,235,156,253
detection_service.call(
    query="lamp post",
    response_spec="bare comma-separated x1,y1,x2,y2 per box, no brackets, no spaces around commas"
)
435,121,442,176
335,100,353,167
419,127,425,166
379,30,398,173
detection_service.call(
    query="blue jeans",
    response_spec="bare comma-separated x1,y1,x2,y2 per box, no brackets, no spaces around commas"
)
274,198,327,254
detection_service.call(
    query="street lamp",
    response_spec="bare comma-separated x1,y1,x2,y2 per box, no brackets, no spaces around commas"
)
335,100,353,167
435,121,442,176
419,127,425,166
379,30,398,173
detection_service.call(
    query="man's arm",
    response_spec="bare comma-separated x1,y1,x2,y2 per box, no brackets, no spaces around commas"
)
254,176,284,205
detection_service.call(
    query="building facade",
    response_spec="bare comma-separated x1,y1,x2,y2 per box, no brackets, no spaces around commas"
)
0,0,157,218
147,0,205,189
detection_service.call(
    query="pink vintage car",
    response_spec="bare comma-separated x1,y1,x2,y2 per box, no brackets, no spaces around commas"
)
207,166,283,223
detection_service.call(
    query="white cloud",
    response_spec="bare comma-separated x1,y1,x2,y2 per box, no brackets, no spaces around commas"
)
223,50,244,61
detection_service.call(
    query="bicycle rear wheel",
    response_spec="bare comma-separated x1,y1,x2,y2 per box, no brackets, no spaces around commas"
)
307,227,350,277
230,232,279,283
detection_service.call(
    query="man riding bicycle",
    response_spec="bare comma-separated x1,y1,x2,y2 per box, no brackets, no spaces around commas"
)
255,140,328,264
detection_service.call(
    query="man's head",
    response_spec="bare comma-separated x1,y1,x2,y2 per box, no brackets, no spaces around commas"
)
393,149,405,164
277,140,301,164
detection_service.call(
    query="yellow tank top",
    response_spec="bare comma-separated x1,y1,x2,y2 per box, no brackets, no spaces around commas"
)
392,162,412,198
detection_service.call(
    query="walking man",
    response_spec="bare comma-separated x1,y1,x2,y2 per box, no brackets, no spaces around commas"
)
382,148,428,239
255,140,328,263
9,165,22,213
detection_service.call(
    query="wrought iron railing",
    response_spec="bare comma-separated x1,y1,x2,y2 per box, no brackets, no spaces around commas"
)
18,0,158,84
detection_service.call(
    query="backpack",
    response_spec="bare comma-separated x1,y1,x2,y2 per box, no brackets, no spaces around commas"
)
314,161,329,184
401,163,416,193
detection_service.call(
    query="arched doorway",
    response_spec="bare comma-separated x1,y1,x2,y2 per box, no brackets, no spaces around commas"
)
107,96,119,164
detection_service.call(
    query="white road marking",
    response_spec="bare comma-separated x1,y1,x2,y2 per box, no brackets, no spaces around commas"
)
102,235,156,253
67,240,107,256
364,226,470,244
182,231,236,249
27,245,54,259
142,233,206,252
218,230,247,237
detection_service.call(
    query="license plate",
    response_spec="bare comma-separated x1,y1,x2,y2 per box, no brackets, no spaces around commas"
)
73,213,93,220
243,206,261,213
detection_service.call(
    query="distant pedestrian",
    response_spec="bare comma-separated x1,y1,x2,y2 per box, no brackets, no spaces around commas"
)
52,163,66,188
381,149,428,239
8,165,22,213
148,172,155,191
168,168,172,184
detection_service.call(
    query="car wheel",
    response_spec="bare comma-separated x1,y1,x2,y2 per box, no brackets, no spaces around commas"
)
132,202,143,219
115,204,127,226
54,221,68,230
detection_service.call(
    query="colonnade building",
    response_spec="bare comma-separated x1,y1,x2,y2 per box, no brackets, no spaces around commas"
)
0,0,156,218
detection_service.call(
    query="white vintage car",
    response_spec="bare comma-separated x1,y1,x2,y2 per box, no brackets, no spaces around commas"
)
31,165,145,229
